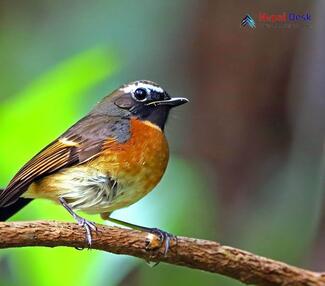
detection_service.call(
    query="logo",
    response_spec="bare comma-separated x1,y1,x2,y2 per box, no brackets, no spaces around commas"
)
241,12,311,29
259,12,311,28
241,15,256,28
259,12,311,23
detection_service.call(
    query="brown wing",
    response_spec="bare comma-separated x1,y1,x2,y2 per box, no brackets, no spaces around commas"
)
0,114,130,207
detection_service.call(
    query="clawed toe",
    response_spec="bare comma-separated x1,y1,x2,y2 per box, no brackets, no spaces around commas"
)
59,197,97,249
76,217,97,248
146,228,175,257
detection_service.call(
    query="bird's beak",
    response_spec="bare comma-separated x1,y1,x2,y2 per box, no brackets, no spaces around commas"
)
146,97,189,107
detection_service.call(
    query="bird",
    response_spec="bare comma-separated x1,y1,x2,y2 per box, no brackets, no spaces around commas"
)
0,80,188,252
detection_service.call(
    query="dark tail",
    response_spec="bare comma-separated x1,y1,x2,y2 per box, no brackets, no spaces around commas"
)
0,189,33,221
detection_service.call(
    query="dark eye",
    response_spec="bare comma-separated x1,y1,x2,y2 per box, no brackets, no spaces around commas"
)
133,88,148,102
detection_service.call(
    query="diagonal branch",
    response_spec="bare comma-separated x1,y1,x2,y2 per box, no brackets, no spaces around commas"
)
0,221,324,286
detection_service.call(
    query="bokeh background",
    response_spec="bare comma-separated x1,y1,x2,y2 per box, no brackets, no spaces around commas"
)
0,1,324,285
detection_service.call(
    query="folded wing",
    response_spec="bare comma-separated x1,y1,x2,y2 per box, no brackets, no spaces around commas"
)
0,115,129,207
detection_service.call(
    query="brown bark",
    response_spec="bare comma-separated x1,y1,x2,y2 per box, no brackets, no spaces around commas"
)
0,221,324,286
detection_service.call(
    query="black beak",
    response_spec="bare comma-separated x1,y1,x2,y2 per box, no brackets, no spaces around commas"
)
146,97,189,107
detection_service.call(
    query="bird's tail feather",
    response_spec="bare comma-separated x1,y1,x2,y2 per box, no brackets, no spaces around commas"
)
0,189,32,221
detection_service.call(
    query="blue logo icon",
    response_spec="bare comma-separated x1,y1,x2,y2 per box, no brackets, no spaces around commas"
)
241,15,256,28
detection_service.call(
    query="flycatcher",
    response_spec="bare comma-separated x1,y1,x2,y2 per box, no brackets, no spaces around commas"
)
0,80,188,252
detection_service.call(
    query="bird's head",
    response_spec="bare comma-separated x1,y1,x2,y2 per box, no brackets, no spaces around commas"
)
93,80,188,130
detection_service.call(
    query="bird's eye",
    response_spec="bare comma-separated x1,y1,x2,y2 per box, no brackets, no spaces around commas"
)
133,88,148,102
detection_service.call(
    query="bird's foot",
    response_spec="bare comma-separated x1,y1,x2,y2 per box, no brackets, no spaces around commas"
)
145,228,177,266
105,216,176,264
59,197,97,249
75,216,97,248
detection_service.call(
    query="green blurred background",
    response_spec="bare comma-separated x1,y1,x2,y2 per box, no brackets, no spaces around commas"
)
0,1,324,285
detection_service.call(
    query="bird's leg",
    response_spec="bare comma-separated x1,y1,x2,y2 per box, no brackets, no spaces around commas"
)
101,213,175,257
59,197,97,248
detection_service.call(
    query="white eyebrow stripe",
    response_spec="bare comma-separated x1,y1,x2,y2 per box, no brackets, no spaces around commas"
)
119,81,164,94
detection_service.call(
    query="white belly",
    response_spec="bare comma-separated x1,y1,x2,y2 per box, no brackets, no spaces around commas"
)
25,166,148,214
57,169,118,213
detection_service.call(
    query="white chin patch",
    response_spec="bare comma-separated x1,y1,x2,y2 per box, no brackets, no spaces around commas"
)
119,81,164,94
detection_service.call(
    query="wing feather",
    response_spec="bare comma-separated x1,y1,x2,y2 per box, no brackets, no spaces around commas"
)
0,114,130,207
0,140,79,206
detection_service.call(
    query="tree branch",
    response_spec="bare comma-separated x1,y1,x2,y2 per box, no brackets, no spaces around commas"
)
0,221,324,286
